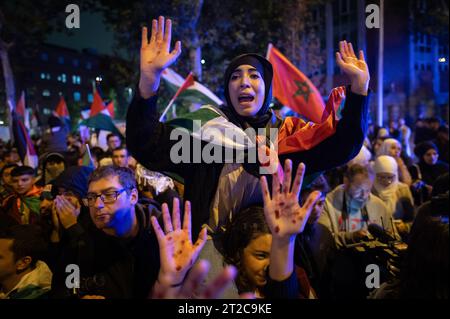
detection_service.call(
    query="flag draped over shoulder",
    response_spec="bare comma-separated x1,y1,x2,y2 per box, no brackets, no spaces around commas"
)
277,86,346,155
12,113,38,169
267,44,329,124
166,86,346,155
162,68,223,107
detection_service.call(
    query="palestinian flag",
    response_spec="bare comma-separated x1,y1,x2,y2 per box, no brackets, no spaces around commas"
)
167,86,346,155
54,96,71,128
161,68,223,107
79,113,123,138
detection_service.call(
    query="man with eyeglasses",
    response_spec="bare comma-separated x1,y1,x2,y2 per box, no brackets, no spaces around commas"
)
318,164,396,248
51,165,210,299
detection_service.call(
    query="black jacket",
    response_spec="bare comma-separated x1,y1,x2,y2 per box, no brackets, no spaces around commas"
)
126,88,369,235
50,204,160,299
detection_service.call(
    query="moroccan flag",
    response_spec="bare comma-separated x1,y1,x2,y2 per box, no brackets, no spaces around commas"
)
54,96,71,128
16,91,26,118
267,44,327,123
79,113,123,138
161,68,223,107
89,90,105,117
12,112,38,169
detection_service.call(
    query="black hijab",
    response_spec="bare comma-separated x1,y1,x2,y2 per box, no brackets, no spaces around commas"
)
221,54,275,130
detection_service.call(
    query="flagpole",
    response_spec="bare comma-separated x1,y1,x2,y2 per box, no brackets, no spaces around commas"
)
266,43,273,59
159,98,176,122
377,0,384,127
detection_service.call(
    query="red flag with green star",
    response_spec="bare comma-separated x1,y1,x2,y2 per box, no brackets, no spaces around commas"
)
267,44,327,123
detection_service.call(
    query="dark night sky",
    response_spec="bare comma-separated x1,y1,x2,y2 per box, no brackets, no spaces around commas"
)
46,12,116,56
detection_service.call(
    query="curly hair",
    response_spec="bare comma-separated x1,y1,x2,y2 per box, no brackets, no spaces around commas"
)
218,205,270,294
88,165,136,191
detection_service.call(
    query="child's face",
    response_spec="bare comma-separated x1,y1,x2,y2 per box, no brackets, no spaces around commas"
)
12,174,34,195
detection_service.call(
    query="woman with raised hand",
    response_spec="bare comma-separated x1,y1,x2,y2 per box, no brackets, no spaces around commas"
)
127,16,370,297
127,16,370,235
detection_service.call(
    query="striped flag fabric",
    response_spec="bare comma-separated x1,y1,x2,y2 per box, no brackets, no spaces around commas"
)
16,91,26,118
54,96,71,128
161,68,223,107
11,112,38,169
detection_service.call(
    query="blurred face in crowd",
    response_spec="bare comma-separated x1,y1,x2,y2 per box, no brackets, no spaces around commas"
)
107,136,121,151
112,149,129,168
228,65,266,117
57,187,81,208
45,160,65,178
376,172,396,188
5,151,20,164
86,175,138,237
373,139,383,155
241,233,272,290
0,239,16,284
388,142,402,158
40,197,53,216
345,173,372,204
12,174,34,195
1,167,16,187
423,148,439,165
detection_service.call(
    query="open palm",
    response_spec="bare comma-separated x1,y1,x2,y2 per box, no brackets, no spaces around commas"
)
151,198,207,285
140,16,181,89
260,160,321,239
335,40,370,94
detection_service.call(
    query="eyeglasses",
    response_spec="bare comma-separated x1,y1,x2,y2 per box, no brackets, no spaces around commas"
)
82,188,129,207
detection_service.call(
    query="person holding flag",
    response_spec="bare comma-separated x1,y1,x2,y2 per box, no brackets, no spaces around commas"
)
126,16,370,296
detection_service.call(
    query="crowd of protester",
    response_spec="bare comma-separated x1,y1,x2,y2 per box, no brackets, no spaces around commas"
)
0,17,448,300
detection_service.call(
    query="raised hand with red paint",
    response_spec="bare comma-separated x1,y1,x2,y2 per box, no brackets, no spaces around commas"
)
151,198,207,291
260,159,321,281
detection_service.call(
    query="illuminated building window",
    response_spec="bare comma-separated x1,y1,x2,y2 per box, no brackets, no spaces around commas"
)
73,92,81,102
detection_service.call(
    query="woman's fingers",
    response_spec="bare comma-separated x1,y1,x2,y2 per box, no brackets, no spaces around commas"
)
150,216,165,242
182,200,192,242
359,50,366,62
291,162,306,197
202,265,237,299
150,19,157,44
157,16,164,44
348,42,357,58
336,52,345,67
193,227,207,256
170,40,182,59
260,176,271,204
302,191,322,216
161,203,174,234
178,260,210,298
172,197,181,230
282,159,292,194
141,26,148,48
163,18,172,51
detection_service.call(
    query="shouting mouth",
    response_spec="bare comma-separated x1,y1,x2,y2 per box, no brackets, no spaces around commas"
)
238,94,255,104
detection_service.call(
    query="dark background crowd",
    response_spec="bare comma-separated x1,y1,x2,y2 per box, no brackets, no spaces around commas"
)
0,109,448,299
